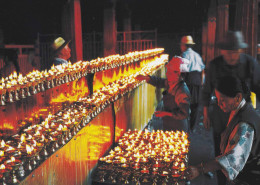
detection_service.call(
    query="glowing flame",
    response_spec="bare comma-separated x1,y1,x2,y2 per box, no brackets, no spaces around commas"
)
0,164,5,169
21,134,26,143
181,162,185,169
1,140,5,148
35,130,40,136
26,144,33,155
9,156,16,163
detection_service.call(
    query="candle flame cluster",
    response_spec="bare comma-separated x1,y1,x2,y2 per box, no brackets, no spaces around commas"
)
101,129,189,167
80,54,168,106
94,129,189,184
0,53,167,179
0,48,164,105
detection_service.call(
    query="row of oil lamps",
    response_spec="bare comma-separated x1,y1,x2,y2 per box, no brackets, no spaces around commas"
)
0,48,164,105
93,129,189,184
0,54,168,184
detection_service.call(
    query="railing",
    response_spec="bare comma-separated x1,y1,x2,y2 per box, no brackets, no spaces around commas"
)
82,32,103,61
0,45,35,77
116,30,157,55
38,30,157,70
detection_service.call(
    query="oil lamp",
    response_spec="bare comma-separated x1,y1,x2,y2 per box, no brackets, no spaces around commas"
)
0,163,12,178
6,86,14,102
60,74,65,84
19,84,27,99
65,73,69,83
49,135,59,150
36,80,41,92
0,86,6,105
4,157,21,169
30,81,38,95
13,85,20,101
24,82,31,96
45,76,51,89
39,144,48,159
50,76,55,88
40,80,45,92
55,76,61,86
141,166,149,174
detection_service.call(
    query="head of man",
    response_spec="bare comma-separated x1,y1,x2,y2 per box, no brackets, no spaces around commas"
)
52,37,71,60
215,76,243,113
166,57,182,85
220,49,242,65
180,35,195,53
217,31,248,66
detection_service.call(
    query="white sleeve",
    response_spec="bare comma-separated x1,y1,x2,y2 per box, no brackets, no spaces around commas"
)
216,122,254,180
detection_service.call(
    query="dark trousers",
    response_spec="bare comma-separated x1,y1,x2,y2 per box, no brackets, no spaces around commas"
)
190,103,199,130
208,101,230,185
209,101,230,155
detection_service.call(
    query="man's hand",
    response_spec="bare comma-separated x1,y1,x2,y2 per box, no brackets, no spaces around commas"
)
135,75,150,82
154,111,172,118
203,106,210,130
184,166,200,180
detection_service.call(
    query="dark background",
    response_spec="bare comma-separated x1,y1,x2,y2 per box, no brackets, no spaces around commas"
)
0,0,210,44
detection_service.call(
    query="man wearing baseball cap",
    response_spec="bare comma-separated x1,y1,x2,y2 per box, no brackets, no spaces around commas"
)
51,37,71,66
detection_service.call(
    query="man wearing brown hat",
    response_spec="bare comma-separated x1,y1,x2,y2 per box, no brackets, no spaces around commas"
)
51,37,71,66
201,31,260,157
180,35,205,131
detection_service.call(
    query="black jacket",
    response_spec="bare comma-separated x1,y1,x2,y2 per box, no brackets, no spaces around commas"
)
201,54,260,106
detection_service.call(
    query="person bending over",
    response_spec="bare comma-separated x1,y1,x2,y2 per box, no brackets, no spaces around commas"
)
185,75,260,185
136,57,191,132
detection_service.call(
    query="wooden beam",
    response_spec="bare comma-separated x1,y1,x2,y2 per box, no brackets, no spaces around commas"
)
215,0,229,57
235,0,258,58
103,0,117,57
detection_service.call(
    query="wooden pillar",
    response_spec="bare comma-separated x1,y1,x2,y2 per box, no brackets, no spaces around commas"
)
215,0,229,57
123,5,132,53
235,0,258,58
61,0,83,62
206,0,217,67
103,0,117,57
202,22,208,64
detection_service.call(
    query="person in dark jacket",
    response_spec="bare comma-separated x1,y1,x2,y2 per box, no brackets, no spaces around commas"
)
136,56,191,132
185,75,260,185
51,37,71,66
201,31,260,156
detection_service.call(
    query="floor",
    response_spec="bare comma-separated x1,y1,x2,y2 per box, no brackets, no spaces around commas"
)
187,107,218,185
147,104,219,185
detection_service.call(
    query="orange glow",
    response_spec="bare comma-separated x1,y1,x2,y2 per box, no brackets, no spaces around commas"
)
0,122,14,130
0,49,164,134
50,78,89,104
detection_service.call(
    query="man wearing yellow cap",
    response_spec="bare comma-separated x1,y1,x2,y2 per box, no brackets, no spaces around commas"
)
51,37,71,66
180,35,205,131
